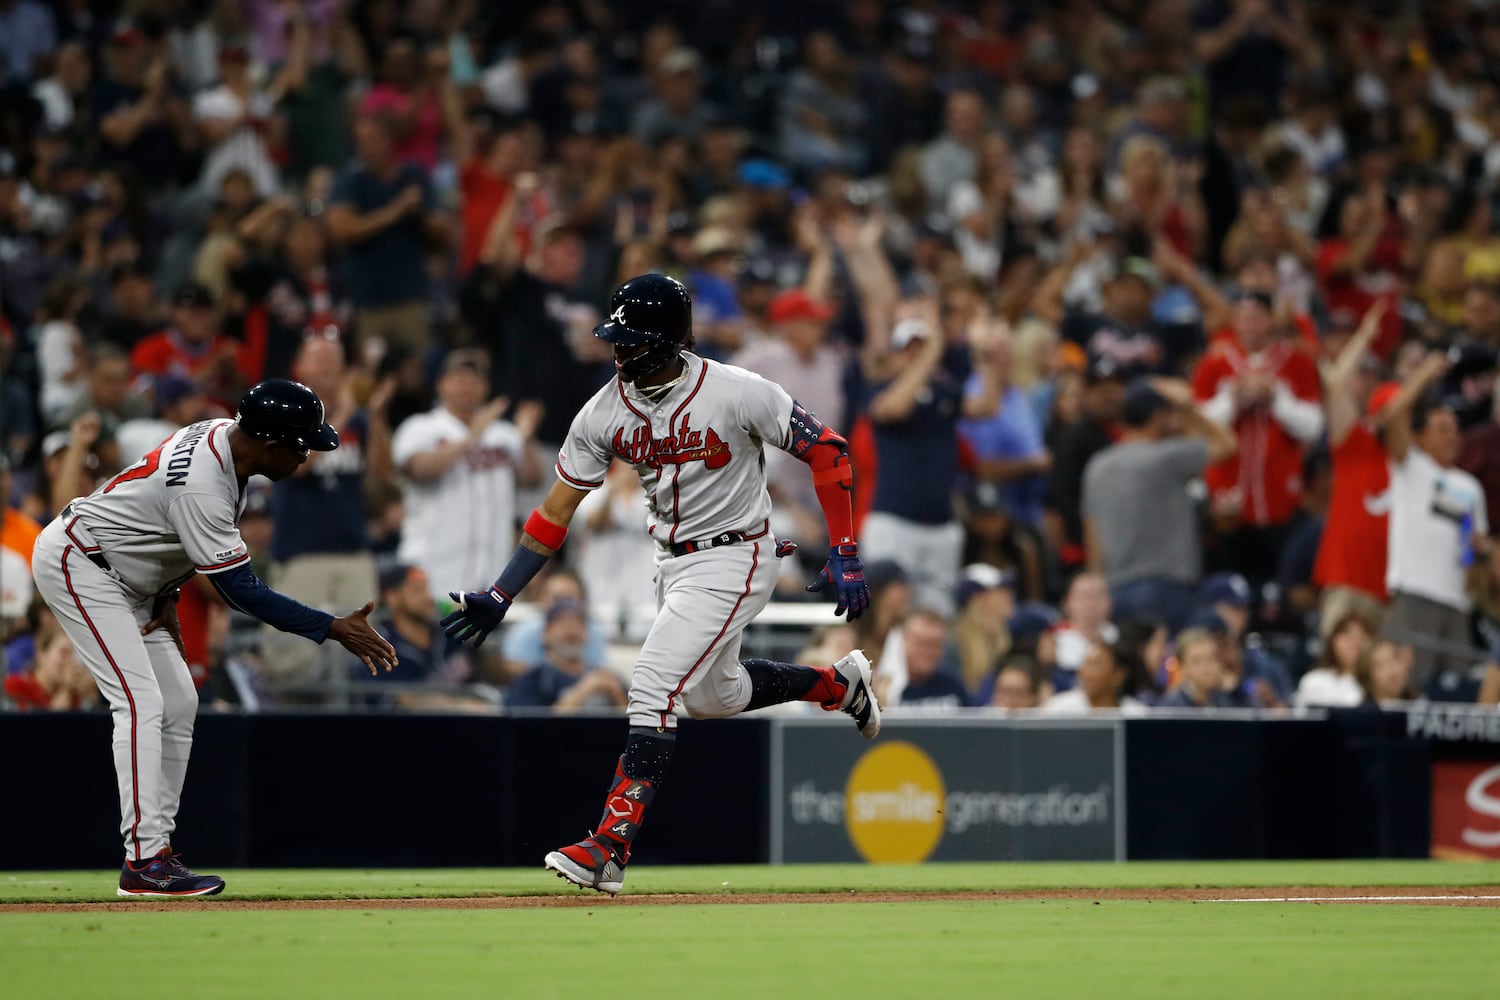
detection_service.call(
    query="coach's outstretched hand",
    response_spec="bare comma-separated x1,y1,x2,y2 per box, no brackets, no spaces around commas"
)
442,588,511,647
806,544,870,621
329,601,399,675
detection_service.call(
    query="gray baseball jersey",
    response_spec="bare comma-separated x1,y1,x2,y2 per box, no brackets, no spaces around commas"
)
556,353,795,546
67,418,252,597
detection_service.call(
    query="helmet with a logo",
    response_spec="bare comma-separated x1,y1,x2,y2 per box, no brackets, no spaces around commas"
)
236,378,339,452
592,273,693,381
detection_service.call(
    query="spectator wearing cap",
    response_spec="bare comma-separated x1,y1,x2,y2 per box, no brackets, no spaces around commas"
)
687,226,749,358
129,282,255,410
392,350,543,603
958,480,1044,602
260,336,394,687
920,89,987,207
369,563,472,686
115,374,207,464
1314,303,1406,634
732,284,846,538
861,304,1000,616
1192,288,1323,585
325,112,450,355
1382,352,1490,687
1460,378,1500,535
1082,378,1236,632
498,569,610,682
1034,242,1179,376
506,600,627,713
958,321,1049,530
953,563,1018,697
630,48,719,145
1197,571,1292,707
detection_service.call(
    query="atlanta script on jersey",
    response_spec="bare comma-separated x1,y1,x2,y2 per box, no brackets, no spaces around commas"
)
556,353,794,546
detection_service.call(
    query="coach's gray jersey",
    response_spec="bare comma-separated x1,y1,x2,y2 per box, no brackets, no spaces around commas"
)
66,418,252,597
557,353,795,544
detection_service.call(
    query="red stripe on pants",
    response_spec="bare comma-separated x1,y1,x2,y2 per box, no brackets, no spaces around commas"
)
61,545,143,861
662,542,761,725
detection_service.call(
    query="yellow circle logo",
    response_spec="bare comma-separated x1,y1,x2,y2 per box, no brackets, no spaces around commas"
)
844,741,946,863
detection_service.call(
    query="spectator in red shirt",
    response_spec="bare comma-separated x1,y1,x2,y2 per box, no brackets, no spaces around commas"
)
1193,289,1323,583
1316,184,1405,358
129,282,257,410
1314,303,1401,636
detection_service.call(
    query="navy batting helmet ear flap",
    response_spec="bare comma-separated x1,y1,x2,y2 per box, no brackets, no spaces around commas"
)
236,379,340,452
593,273,693,381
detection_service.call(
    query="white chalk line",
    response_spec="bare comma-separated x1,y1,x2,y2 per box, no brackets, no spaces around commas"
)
1206,895,1500,903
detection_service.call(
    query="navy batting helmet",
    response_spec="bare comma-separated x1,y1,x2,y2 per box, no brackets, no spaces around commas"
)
593,273,692,381
236,379,339,452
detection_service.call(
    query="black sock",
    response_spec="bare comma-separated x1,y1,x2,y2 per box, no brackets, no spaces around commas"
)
621,725,676,786
743,658,832,712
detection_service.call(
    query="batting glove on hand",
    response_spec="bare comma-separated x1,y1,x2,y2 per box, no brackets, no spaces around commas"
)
806,544,871,621
441,588,511,646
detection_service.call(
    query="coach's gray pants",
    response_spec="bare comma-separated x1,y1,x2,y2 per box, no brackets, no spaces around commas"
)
32,518,198,862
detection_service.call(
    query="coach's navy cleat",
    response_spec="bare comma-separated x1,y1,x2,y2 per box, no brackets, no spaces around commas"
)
545,835,627,895
832,650,881,739
118,848,225,897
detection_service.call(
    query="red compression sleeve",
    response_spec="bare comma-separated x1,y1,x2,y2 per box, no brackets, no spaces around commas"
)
524,509,568,551
806,433,857,548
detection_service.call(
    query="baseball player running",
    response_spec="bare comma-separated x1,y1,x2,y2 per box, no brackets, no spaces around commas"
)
442,273,879,895
32,379,397,897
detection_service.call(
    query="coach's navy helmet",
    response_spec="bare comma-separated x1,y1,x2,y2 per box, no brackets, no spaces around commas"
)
594,273,693,380
237,378,339,452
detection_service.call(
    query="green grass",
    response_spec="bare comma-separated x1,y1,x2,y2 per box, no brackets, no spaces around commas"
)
4,859,1500,903
4,863,1500,999
3,899,1497,999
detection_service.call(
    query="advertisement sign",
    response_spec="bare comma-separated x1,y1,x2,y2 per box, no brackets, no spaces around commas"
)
771,718,1123,863
1431,760,1500,860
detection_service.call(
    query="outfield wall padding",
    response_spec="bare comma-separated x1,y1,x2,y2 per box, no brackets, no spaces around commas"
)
3,711,1435,869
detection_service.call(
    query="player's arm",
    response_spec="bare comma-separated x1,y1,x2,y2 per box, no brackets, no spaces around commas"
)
781,399,870,620
441,481,590,646
169,493,397,673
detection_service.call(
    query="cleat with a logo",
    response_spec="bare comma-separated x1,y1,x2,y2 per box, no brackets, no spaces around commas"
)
544,835,627,895
831,649,881,739
117,848,225,897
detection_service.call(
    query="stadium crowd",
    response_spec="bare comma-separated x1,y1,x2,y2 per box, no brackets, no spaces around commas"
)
4,0,1500,716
